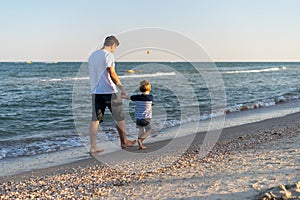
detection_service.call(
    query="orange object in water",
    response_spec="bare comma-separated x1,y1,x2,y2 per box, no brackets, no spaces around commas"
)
146,50,150,54
126,70,135,73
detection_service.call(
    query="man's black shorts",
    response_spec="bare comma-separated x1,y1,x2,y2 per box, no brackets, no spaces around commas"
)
92,93,125,122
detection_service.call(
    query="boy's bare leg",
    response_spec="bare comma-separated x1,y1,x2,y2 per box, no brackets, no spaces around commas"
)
138,127,145,138
138,138,147,149
144,128,151,139
138,128,147,149
116,120,136,149
138,128,151,150
89,120,104,153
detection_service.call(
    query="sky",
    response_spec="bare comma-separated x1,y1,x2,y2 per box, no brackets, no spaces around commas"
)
1,0,300,62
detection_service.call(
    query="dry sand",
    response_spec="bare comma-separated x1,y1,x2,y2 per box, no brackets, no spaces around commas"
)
106,124,300,200
0,112,300,199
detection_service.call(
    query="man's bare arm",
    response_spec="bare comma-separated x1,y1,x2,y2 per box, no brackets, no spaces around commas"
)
107,66,126,95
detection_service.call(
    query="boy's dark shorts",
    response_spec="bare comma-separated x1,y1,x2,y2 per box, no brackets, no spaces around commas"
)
136,118,151,130
92,93,125,123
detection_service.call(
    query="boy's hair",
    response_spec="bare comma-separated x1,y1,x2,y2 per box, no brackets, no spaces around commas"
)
103,36,120,47
139,80,151,92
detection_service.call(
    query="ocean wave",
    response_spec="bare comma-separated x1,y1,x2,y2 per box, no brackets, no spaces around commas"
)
225,94,300,113
39,72,176,83
224,67,287,74
40,77,89,82
0,135,83,160
119,72,176,78
6,72,176,84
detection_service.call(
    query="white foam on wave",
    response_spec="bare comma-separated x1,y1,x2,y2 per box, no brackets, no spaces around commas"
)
224,67,287,74
0,136,83,160
40,77,89,82
40,72,176,83
224,93,300,114
119,72,176,79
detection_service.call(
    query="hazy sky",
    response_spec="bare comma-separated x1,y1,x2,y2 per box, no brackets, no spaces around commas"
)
1,0,300,62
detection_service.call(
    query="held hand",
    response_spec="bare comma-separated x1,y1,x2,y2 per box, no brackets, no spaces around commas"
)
119,87,129,99
121,94,130,100
121,91,127,96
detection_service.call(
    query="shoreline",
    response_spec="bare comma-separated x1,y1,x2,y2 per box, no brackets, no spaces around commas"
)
1,99,300,178
0,111,300,198
1,110,300,178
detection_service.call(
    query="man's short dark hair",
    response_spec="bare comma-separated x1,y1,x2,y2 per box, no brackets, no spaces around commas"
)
104,36,120,47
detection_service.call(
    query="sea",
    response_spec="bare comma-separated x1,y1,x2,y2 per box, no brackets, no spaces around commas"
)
0,62,300,160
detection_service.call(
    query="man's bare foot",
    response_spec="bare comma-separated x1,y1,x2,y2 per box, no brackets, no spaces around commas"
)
139,145,147,150
127,139,136,147
121,140,136,149
90,147,104,154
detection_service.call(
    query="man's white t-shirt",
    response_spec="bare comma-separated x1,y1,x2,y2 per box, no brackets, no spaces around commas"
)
88,49,118,94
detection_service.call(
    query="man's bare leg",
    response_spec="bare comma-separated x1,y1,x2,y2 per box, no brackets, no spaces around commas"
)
89,120,104,153
116,120,136,149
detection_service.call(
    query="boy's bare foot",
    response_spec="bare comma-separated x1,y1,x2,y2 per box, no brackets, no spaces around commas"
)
90,147,104,154
138,138,146,150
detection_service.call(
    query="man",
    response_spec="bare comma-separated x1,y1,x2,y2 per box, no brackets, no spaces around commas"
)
88,35,136,153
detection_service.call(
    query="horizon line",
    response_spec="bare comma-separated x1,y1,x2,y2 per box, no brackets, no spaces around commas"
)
1,60,300,63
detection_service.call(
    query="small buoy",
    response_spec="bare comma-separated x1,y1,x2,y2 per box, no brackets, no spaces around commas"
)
146,50,150,54
126,70,135,73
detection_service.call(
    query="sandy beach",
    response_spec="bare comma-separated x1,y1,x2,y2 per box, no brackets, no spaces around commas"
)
1,112,300,199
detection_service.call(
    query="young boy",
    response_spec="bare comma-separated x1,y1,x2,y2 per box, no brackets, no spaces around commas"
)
122,80,153,149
